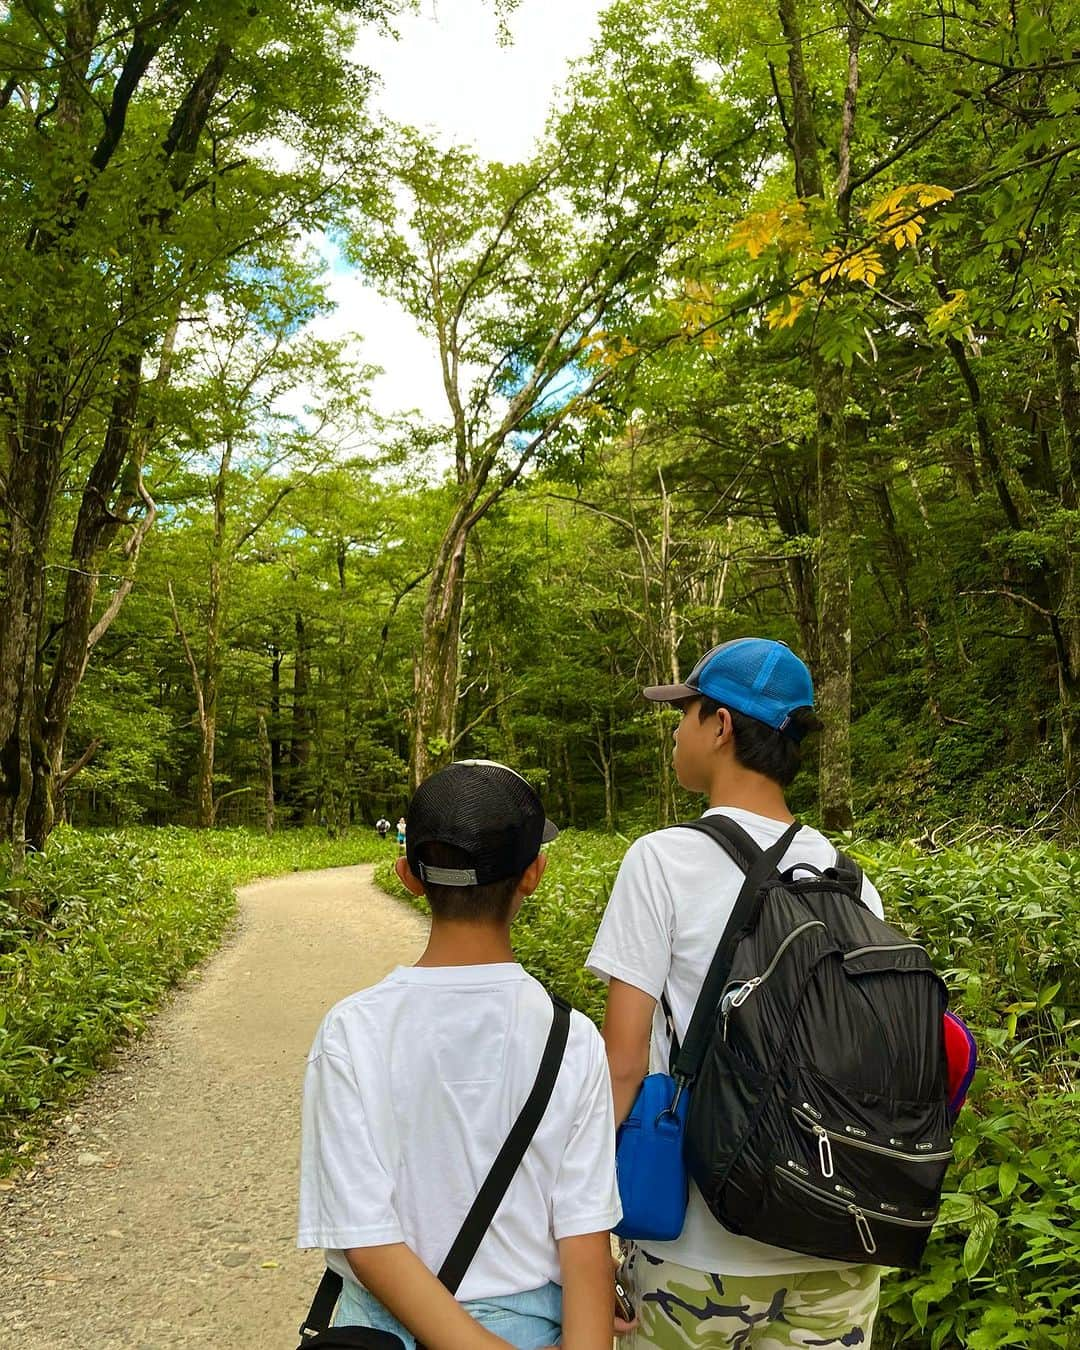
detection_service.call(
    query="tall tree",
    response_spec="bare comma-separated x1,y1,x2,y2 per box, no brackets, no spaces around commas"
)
355,38,735,784
165,268,359,827
0,0,381,856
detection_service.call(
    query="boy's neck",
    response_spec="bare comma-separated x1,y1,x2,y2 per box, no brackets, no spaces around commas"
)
706,763,794,824
415,919,516,968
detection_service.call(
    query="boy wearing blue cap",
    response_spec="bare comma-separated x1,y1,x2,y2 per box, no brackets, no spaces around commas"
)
587,640,886,1349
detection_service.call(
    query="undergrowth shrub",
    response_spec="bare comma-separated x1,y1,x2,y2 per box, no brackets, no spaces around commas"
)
0,825,385,1171
378,830,1080,1348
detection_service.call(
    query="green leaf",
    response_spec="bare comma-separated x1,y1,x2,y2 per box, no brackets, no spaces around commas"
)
962,1205,1000,1278
997,1161,1020,1198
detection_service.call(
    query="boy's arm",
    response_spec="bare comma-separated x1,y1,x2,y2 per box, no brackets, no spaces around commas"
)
557,1231,618,1350
345,1244,512,1350
602,978,655,1126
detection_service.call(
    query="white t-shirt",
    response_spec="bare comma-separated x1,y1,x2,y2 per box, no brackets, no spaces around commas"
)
586,806,884,1276
297,962,621,1301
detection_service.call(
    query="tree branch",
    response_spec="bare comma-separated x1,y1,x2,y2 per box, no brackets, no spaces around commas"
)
168,579,206,727
449,688,521,750
56,739,102,796
959,588,1054,619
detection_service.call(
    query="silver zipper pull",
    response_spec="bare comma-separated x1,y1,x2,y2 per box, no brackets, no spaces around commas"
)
815,1126,834,1178
720,991,733,1040
848,1206,877,1255
730,977,761,1008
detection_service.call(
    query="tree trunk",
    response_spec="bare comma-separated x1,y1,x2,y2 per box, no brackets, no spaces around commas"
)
411,521,468,788
815,358,854,831
257,713,275,836
0,413,65,860
291,612,313,820
593,725,614,832
270,646,283,803
26,323,170,850
778,0,853,830
1053,323,1080,825
769,465,818,668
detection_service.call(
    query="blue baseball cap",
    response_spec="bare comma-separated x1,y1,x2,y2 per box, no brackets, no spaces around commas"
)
643,638,815,740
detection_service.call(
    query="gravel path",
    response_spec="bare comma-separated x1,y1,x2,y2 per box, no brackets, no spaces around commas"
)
0,862,427,1349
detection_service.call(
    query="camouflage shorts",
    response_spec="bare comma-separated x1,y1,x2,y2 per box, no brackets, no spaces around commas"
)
622,1246,880,1350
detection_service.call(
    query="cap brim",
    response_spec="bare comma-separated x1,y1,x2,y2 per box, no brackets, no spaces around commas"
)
541,818,559,843
642,683,697,703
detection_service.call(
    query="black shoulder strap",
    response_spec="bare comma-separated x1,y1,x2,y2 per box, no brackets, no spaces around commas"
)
674,813,766,873
300,993,572,1338
301,1268,343,1340
436,994,571,1291
670,819,799,1086
834,847,863,891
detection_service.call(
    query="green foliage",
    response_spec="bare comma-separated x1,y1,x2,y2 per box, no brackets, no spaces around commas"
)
860,839,1080,1347
376,830,1080,1346
0,826,385,1172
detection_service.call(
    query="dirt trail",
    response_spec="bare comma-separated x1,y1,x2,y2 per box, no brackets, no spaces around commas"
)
0,862,427,1349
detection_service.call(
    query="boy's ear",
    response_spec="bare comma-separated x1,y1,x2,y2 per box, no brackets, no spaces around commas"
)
517,852,548,897
395,855,427,896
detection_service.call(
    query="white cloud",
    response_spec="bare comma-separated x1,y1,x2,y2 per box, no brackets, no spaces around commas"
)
320,0,606,428
366,0,603,163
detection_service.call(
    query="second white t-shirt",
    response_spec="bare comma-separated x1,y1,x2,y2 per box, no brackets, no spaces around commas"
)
297,962,621,1301
586,806,884,1276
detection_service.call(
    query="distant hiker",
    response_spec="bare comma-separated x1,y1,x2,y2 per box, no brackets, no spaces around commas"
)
589,638,955,1349
396,816,407,853
298,760,621,1350
375,816,391,840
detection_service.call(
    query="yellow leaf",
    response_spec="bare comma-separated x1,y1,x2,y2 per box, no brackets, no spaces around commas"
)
916,185,955,208
819,246,844,284
927,288,967,334
867,184,954,238
866,185,910,223
727,202,812,260
883,215,924,250
728,208,780,259
766,294,805,329
843,248,885,286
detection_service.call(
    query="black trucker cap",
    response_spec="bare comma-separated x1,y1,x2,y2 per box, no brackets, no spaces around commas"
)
406,759,559,887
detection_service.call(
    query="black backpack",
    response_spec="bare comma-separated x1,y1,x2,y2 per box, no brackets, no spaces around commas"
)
668,816,952,1268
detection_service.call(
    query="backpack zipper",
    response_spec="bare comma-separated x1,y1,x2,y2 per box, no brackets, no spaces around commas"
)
720,920,827,1037
793,1107,952,1176
843,942,924,961
774,1164,934,1256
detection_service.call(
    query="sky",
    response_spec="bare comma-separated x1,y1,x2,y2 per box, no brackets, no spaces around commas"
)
313,0,607,428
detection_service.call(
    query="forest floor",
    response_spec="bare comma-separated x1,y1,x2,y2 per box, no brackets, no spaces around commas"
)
0,861,426,1348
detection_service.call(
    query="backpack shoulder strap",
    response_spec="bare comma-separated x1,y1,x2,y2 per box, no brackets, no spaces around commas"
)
832,847,872,912
299,994,572,1337
834,847,863,891
671,822,799,1086
670,813,763,875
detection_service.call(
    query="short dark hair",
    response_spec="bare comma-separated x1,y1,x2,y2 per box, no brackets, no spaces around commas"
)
415,839,523,923
697,697,820,787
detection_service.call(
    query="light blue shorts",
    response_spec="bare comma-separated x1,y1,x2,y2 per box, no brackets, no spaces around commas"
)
334,1278,562,1349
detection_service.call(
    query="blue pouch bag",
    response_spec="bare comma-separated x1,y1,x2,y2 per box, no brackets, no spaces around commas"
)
613,1070,689,1241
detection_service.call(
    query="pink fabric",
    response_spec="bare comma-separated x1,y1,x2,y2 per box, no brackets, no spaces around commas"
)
943,1010,977,1114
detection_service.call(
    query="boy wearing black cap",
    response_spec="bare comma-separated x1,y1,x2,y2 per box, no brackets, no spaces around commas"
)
298,760,621,1350
587,640,886,1349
